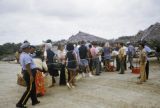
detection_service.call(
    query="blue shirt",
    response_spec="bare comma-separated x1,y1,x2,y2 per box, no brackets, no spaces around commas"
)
19,52,36,70
145,45,152,53
128,45,135,56
104,47,111,59
145,45,152,61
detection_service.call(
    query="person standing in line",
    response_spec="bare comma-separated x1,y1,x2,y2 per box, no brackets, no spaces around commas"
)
74,43,82,77
118,43,125,74
114,43,120,71
127,42,135,69
103,42,112,72
79,41,93,77
57,44,66,86
16,43,40,108
45,43,58,87
123,44,127,70
90,42,100,75
88,44,94,75
137,43,147,84
65,43,78,88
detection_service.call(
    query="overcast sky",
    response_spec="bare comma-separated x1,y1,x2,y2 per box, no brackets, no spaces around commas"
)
0,0,160,45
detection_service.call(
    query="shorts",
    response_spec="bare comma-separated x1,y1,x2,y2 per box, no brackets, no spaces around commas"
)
47,64,59,77
80,59,89,66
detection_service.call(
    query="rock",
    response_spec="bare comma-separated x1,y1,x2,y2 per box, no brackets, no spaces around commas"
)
134,22,160,41
1,55,16,61
115,22,160,43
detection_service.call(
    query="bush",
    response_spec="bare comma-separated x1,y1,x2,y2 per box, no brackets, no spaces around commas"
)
0,43,21,56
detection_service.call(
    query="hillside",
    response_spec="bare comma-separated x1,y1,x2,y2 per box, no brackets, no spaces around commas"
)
68,31,107,43
136,22,160,41
115,22,160,43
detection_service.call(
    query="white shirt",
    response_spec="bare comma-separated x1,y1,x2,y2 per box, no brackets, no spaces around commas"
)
33,58,48,71
123,46,127,56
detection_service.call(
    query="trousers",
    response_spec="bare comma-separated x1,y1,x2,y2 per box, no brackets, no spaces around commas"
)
17,69,38,105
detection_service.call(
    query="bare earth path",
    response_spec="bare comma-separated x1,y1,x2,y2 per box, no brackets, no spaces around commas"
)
0,59,160,108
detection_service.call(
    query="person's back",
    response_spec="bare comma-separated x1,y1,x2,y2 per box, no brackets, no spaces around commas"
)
90,46,96,58
104,47,111,59
67,51,74,61
74,46,81,64
79,45,88,59
66,51,77,69
128,45,135,56
46,49,55,63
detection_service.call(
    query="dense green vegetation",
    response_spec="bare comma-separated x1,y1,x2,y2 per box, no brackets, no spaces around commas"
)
0,39,160,60
0,43,21,59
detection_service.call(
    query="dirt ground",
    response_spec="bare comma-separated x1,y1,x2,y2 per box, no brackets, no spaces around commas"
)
0,58,160,108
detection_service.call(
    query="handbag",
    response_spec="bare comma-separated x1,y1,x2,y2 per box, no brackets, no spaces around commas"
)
17,73,26,87
52,62,62,70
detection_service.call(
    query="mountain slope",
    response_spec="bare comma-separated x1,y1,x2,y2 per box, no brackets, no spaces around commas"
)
68,31,107,43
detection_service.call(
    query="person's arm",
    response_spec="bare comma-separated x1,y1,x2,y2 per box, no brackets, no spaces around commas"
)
141,51,147,64
73,51,78,68
26,63,33,84
118,48,122,60
64,53,67,66
42,61,48,72
24,56,33,83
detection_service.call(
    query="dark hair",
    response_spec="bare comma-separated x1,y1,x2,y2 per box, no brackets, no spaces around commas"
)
46,39,52,43
30,45,36,49
139,43,145,48
81,40,85,45
89,44,92,48
120,42,124,46
35,50,43,58
92,41,97,46
23,40,29,43
66,43,74,51
57,44,63,50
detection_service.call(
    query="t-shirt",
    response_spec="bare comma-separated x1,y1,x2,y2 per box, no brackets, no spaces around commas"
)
104,47,111,59
46,49,55,63
66,51,77,69
90,46,96,58
79,45,88,59
128,45,135,56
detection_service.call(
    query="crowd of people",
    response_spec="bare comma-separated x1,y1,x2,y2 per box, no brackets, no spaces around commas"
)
15,40,152,108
